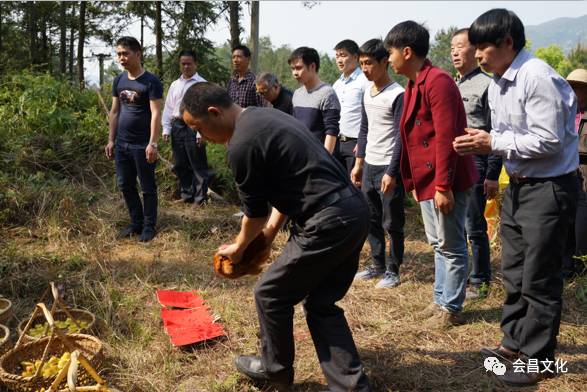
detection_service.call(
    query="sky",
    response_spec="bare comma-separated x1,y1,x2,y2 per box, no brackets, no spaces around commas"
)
86,1,585,85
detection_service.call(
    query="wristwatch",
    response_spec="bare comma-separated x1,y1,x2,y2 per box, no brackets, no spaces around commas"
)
149,142,158,149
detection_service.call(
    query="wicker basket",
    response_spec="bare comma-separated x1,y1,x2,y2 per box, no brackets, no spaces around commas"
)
0,324,9,355
17,309,96,343
0,298,13,324
0,304,104,392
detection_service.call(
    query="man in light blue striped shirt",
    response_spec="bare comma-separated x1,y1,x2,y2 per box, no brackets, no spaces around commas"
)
454,9,579,387
333,39,369,174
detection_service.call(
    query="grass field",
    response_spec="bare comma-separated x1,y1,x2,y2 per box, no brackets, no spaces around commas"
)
0,191,585,392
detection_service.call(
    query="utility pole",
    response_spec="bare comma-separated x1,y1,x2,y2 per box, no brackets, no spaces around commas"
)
250,1,259,73
92,53,111,89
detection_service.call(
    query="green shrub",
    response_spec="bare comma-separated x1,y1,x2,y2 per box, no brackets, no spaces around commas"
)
0,72,238,228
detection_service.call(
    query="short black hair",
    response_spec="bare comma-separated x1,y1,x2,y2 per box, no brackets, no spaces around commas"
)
182,82,233,118
288,46,320,72
116,36,142,53
359,39,388,62
334,39,359,56
469,9,526,52
178,50,197,62
232,45,251,58
452,28,470,38
383,21,430,58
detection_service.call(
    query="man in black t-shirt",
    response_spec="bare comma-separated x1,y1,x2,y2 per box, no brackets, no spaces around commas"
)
105,36,163,242
181,82,371,391
255,72,293,115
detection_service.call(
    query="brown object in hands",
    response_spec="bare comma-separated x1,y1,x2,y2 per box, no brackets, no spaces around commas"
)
213,233,271,279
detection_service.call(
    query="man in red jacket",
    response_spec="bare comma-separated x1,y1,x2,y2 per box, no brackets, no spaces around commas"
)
384,21,478,327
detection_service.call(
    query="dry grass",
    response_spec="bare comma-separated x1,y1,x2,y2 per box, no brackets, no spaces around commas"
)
0,197,585,392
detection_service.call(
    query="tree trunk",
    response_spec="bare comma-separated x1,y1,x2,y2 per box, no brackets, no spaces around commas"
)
250,1,259,73
59,1,67,75
69,3,76,80
0,2,3,54
27,2,37,65
41,13,48,69
155,1,162,78
140,14,144,49
77,0,86,88
228,2,240,48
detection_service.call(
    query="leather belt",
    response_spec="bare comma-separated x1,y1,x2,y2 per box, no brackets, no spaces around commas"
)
509,171,577,185
339,135,357,142
298,187,357,223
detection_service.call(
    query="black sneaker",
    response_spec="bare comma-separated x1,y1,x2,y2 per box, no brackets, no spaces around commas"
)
118,225,142,239
138,226,157,242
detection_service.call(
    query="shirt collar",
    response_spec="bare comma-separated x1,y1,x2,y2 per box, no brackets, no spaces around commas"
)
497,49,532,83
459,67,482,82
232,70,255,82
180,72,201,82
339,66,362,83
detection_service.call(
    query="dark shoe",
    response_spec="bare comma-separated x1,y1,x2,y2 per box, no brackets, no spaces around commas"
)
235,355,293,388
466,282,490,300
480,345,519,363
497,366,554,387
138,226,157,242
117,225,142,239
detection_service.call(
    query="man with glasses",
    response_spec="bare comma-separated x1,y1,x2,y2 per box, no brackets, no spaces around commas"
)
255,72,293,115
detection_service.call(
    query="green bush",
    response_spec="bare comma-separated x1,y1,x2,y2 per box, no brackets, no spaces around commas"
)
206,143,237,202
0,72,238,227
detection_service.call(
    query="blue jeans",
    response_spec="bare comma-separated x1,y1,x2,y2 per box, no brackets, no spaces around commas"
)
420,190,470,313
115,142,158,229
362,163,405,274
466,157,491,285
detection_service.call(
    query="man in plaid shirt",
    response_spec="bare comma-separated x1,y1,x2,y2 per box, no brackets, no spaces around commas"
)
227,45,265,108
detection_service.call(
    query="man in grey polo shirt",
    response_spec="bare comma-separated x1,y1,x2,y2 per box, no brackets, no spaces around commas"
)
333,39,369,174
451,28,502,299
454,9,579,387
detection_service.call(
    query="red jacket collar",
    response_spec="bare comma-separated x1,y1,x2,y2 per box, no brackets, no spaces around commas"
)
408,59,433,88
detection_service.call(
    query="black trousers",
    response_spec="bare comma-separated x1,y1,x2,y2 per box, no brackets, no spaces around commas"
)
500,174,578,361
466,156,491,285
362,163,405,274
335,138,357,176
115,142,157,229
171,119,209,204
254,192,371,391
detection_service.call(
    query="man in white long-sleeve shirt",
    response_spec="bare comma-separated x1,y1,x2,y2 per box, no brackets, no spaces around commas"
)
162,50,209,205
454,9,579,387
